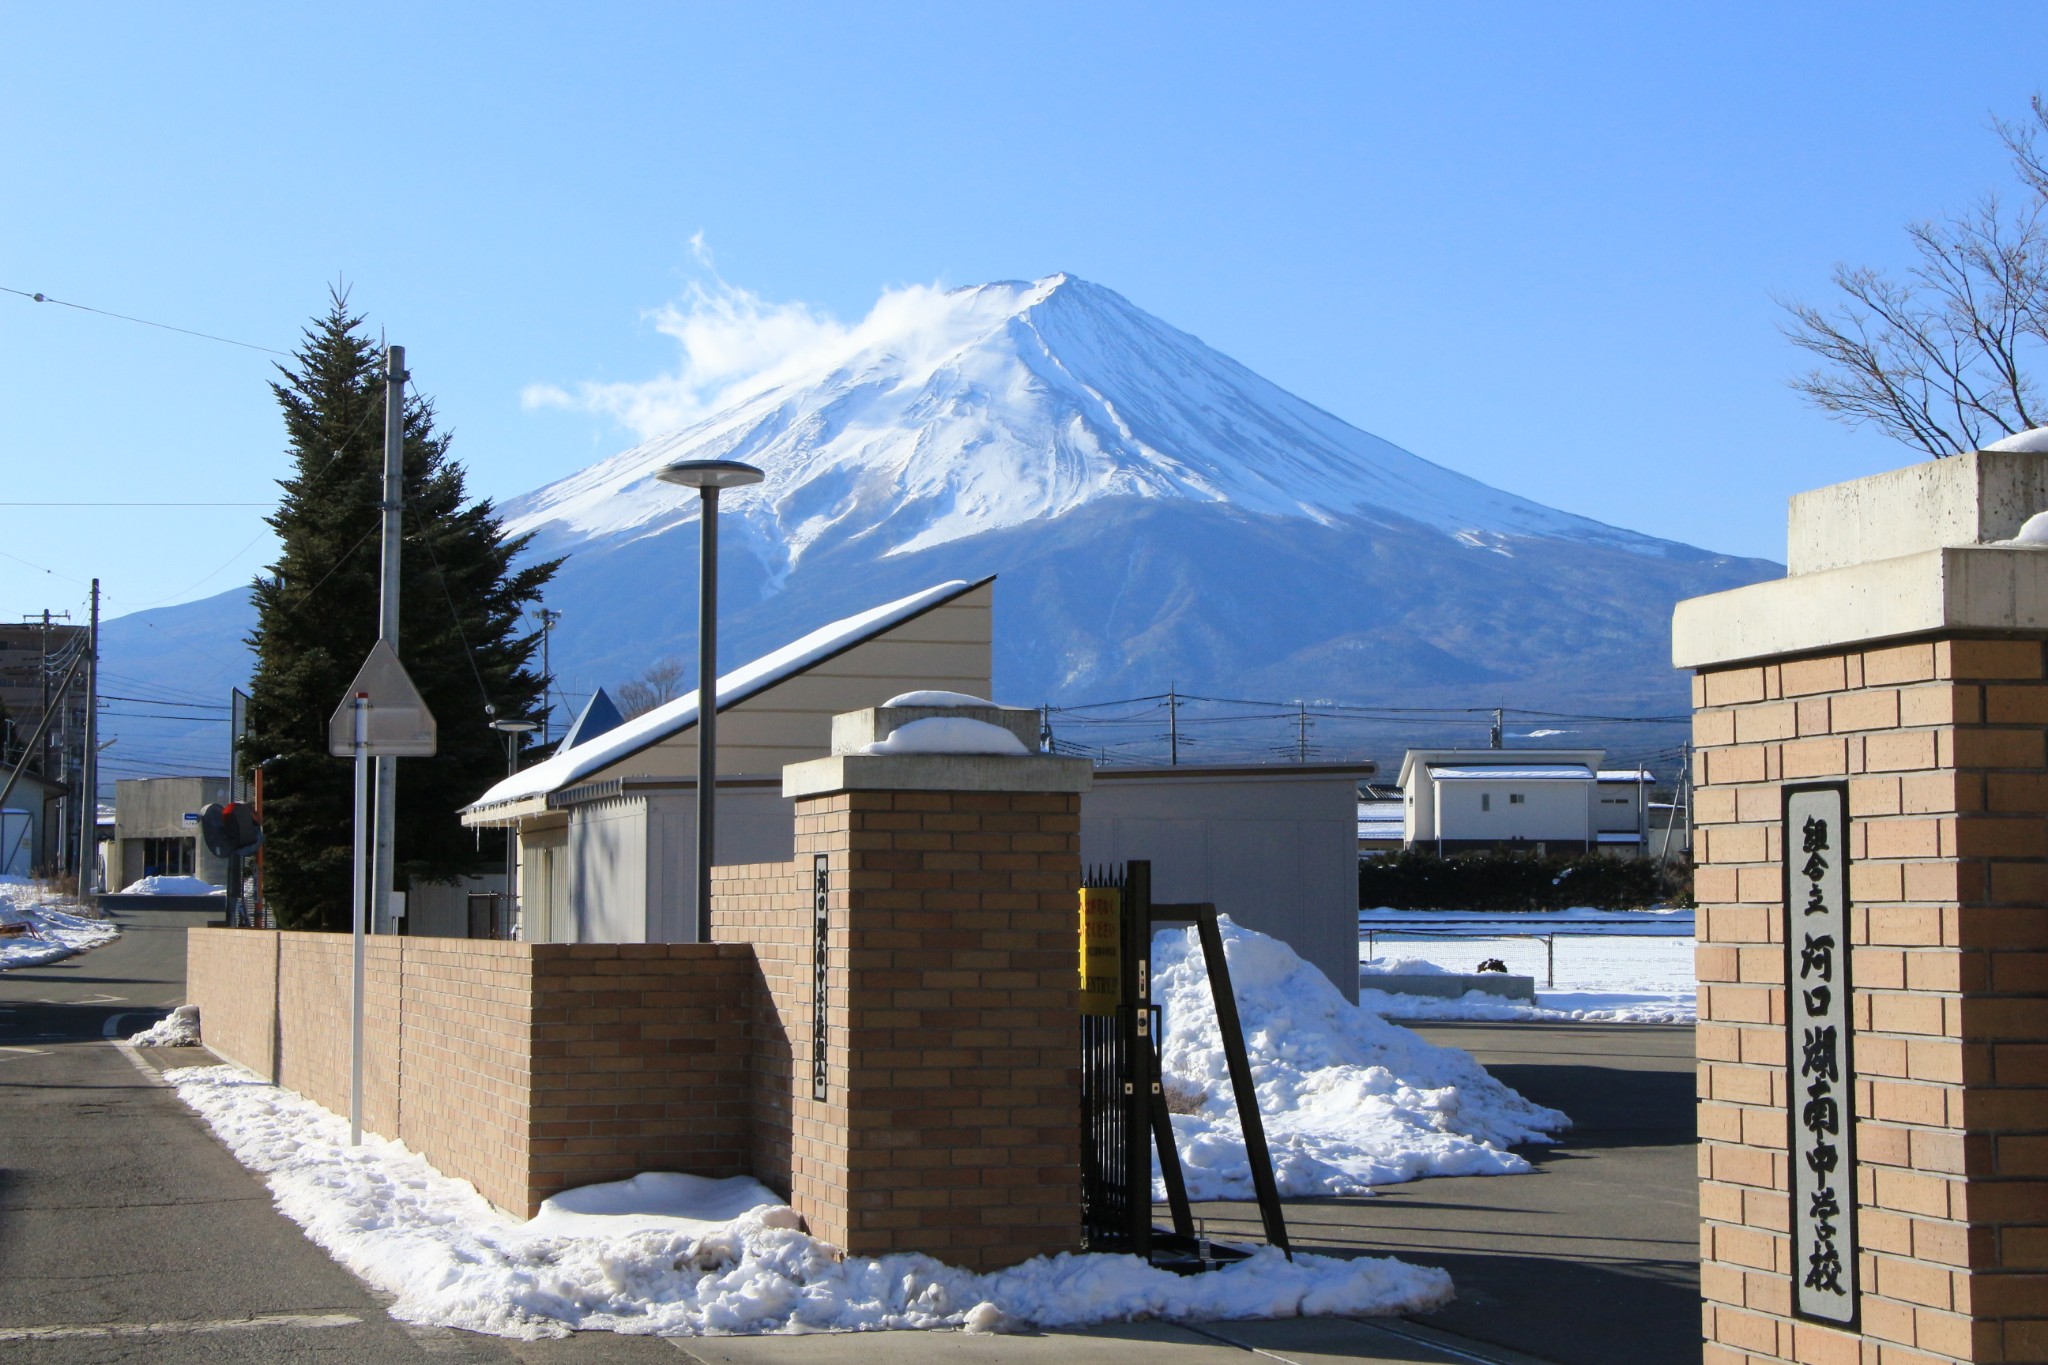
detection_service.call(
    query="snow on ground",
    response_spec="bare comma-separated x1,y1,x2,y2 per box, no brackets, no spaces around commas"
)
1357,907,1694,1024
118,874,224,895
0,877,119,969
129,1004,202,1046
1153,920,1568,1202
161,1065,1453,1339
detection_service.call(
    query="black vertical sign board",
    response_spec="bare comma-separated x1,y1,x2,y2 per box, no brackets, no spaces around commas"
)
812,854,830,1102
1784,781,1857,1328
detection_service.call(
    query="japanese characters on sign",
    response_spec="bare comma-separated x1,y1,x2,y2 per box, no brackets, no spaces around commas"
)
1078,888,1122,1016
1785,782,1857,1327
812,855,830,1102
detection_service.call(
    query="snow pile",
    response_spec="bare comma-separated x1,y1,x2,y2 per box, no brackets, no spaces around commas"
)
862,717,1028,757
0,879,119,970
1355,908,1695,1023
1356,957,1456,977
119,874,224,896
129,1004,202,1047
1154,920,1567,1201
882,690,995,708
526,1173,796,1240
162,1065,1453,1339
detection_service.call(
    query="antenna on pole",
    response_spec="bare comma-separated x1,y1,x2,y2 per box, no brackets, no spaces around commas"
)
1490,708,1504,749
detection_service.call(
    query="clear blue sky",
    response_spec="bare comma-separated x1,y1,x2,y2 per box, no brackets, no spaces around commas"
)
4,2,2045,629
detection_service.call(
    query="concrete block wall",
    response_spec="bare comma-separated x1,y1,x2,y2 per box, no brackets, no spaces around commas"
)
1693,637,2048,1364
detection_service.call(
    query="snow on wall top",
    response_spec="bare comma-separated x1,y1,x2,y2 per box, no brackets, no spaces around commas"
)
501,274,1652,579
466,580,978,810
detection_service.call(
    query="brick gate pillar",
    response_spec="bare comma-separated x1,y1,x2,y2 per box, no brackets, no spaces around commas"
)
777,702,1093,1271
1675,451,2048,1364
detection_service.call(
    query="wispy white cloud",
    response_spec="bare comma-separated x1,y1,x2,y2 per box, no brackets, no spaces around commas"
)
521,246,991,441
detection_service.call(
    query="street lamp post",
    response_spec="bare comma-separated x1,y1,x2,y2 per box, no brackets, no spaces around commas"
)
653,457,764,942
489,717,540,938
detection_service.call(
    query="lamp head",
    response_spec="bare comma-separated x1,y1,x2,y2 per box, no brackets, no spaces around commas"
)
655,458,765,491
490,719,541,735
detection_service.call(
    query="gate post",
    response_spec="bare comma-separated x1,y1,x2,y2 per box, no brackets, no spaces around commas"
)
1675,450,2048,1364
778,703,1093,1271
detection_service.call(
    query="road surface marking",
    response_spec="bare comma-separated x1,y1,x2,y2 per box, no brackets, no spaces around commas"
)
0,1312,362,1341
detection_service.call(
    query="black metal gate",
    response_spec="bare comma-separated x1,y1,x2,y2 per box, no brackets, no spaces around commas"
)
1079,859,1289,1268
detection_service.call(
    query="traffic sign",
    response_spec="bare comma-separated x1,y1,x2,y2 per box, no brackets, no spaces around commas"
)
327,641,438,757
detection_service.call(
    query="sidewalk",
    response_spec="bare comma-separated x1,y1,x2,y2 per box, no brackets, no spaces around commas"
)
1,906,1693,1364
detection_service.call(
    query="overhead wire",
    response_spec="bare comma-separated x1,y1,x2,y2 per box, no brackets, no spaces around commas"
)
1,284,289,356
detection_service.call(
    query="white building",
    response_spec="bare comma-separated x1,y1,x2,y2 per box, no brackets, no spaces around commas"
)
1395,748,1654,856
461,579,997,944
459,575,1375,996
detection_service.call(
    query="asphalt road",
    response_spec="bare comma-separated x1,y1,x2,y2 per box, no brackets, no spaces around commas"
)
1,907,1695,1364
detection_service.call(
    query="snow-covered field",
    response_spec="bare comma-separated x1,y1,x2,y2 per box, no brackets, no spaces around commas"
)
1357,907,1694,1023
0,876,118,969
159,1065,1453,1339
1155,921,1567,1200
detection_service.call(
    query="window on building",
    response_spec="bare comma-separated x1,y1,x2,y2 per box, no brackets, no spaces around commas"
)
1481,793,1491,811
1509,793,1525,805
139,836,195,877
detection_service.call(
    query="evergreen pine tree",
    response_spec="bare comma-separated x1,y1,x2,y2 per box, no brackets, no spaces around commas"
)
244,293,560,930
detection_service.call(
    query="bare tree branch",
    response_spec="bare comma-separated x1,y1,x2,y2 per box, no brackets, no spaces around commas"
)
1782,97,2048,458
617,658,688,719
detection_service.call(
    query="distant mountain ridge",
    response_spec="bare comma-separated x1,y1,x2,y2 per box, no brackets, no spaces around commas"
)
102,273,1778,776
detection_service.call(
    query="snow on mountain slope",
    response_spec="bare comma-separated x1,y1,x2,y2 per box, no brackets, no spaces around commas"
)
503,274,1651,577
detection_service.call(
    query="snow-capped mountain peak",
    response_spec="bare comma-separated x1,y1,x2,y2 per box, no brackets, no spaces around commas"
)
503,274,1635,574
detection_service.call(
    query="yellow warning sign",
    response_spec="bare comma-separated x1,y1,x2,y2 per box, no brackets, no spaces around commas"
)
1079,887,1121,1016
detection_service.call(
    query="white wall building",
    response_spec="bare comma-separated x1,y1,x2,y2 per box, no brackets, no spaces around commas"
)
1084,763,1374,1002
1395,748,1632,855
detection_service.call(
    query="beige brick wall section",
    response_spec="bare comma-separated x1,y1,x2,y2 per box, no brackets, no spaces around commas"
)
187,931,753,1218
185,926,278,1078
1695,636,2048,1365
186,780,1086,1267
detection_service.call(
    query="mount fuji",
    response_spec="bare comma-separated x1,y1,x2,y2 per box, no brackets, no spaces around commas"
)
104,273,1775,770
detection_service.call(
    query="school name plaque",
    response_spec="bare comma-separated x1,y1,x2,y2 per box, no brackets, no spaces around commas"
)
1785,781,1857,1327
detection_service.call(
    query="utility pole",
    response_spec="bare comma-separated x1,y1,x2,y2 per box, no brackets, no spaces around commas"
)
1490,708,1504,749
37,610,50,778
538,607,561,745
1295,703,1311,763
371,346,405,934
76,581,98,895
1168,686,1179,766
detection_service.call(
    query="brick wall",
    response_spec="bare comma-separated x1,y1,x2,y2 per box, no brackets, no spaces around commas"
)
187,931,753,1217
185,776,1086,1268
186,924,278,1078
526,942,753,1210
709,860,813,1210
821,789,1083,1269
1694,636,2048,1364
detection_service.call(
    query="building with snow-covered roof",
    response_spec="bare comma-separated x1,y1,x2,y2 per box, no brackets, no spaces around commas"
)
1593,767,1656,857
1394,748,1611,855
460,578,995,944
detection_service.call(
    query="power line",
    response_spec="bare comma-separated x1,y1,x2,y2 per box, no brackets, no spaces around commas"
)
1,284,288,356
0,501,271,508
